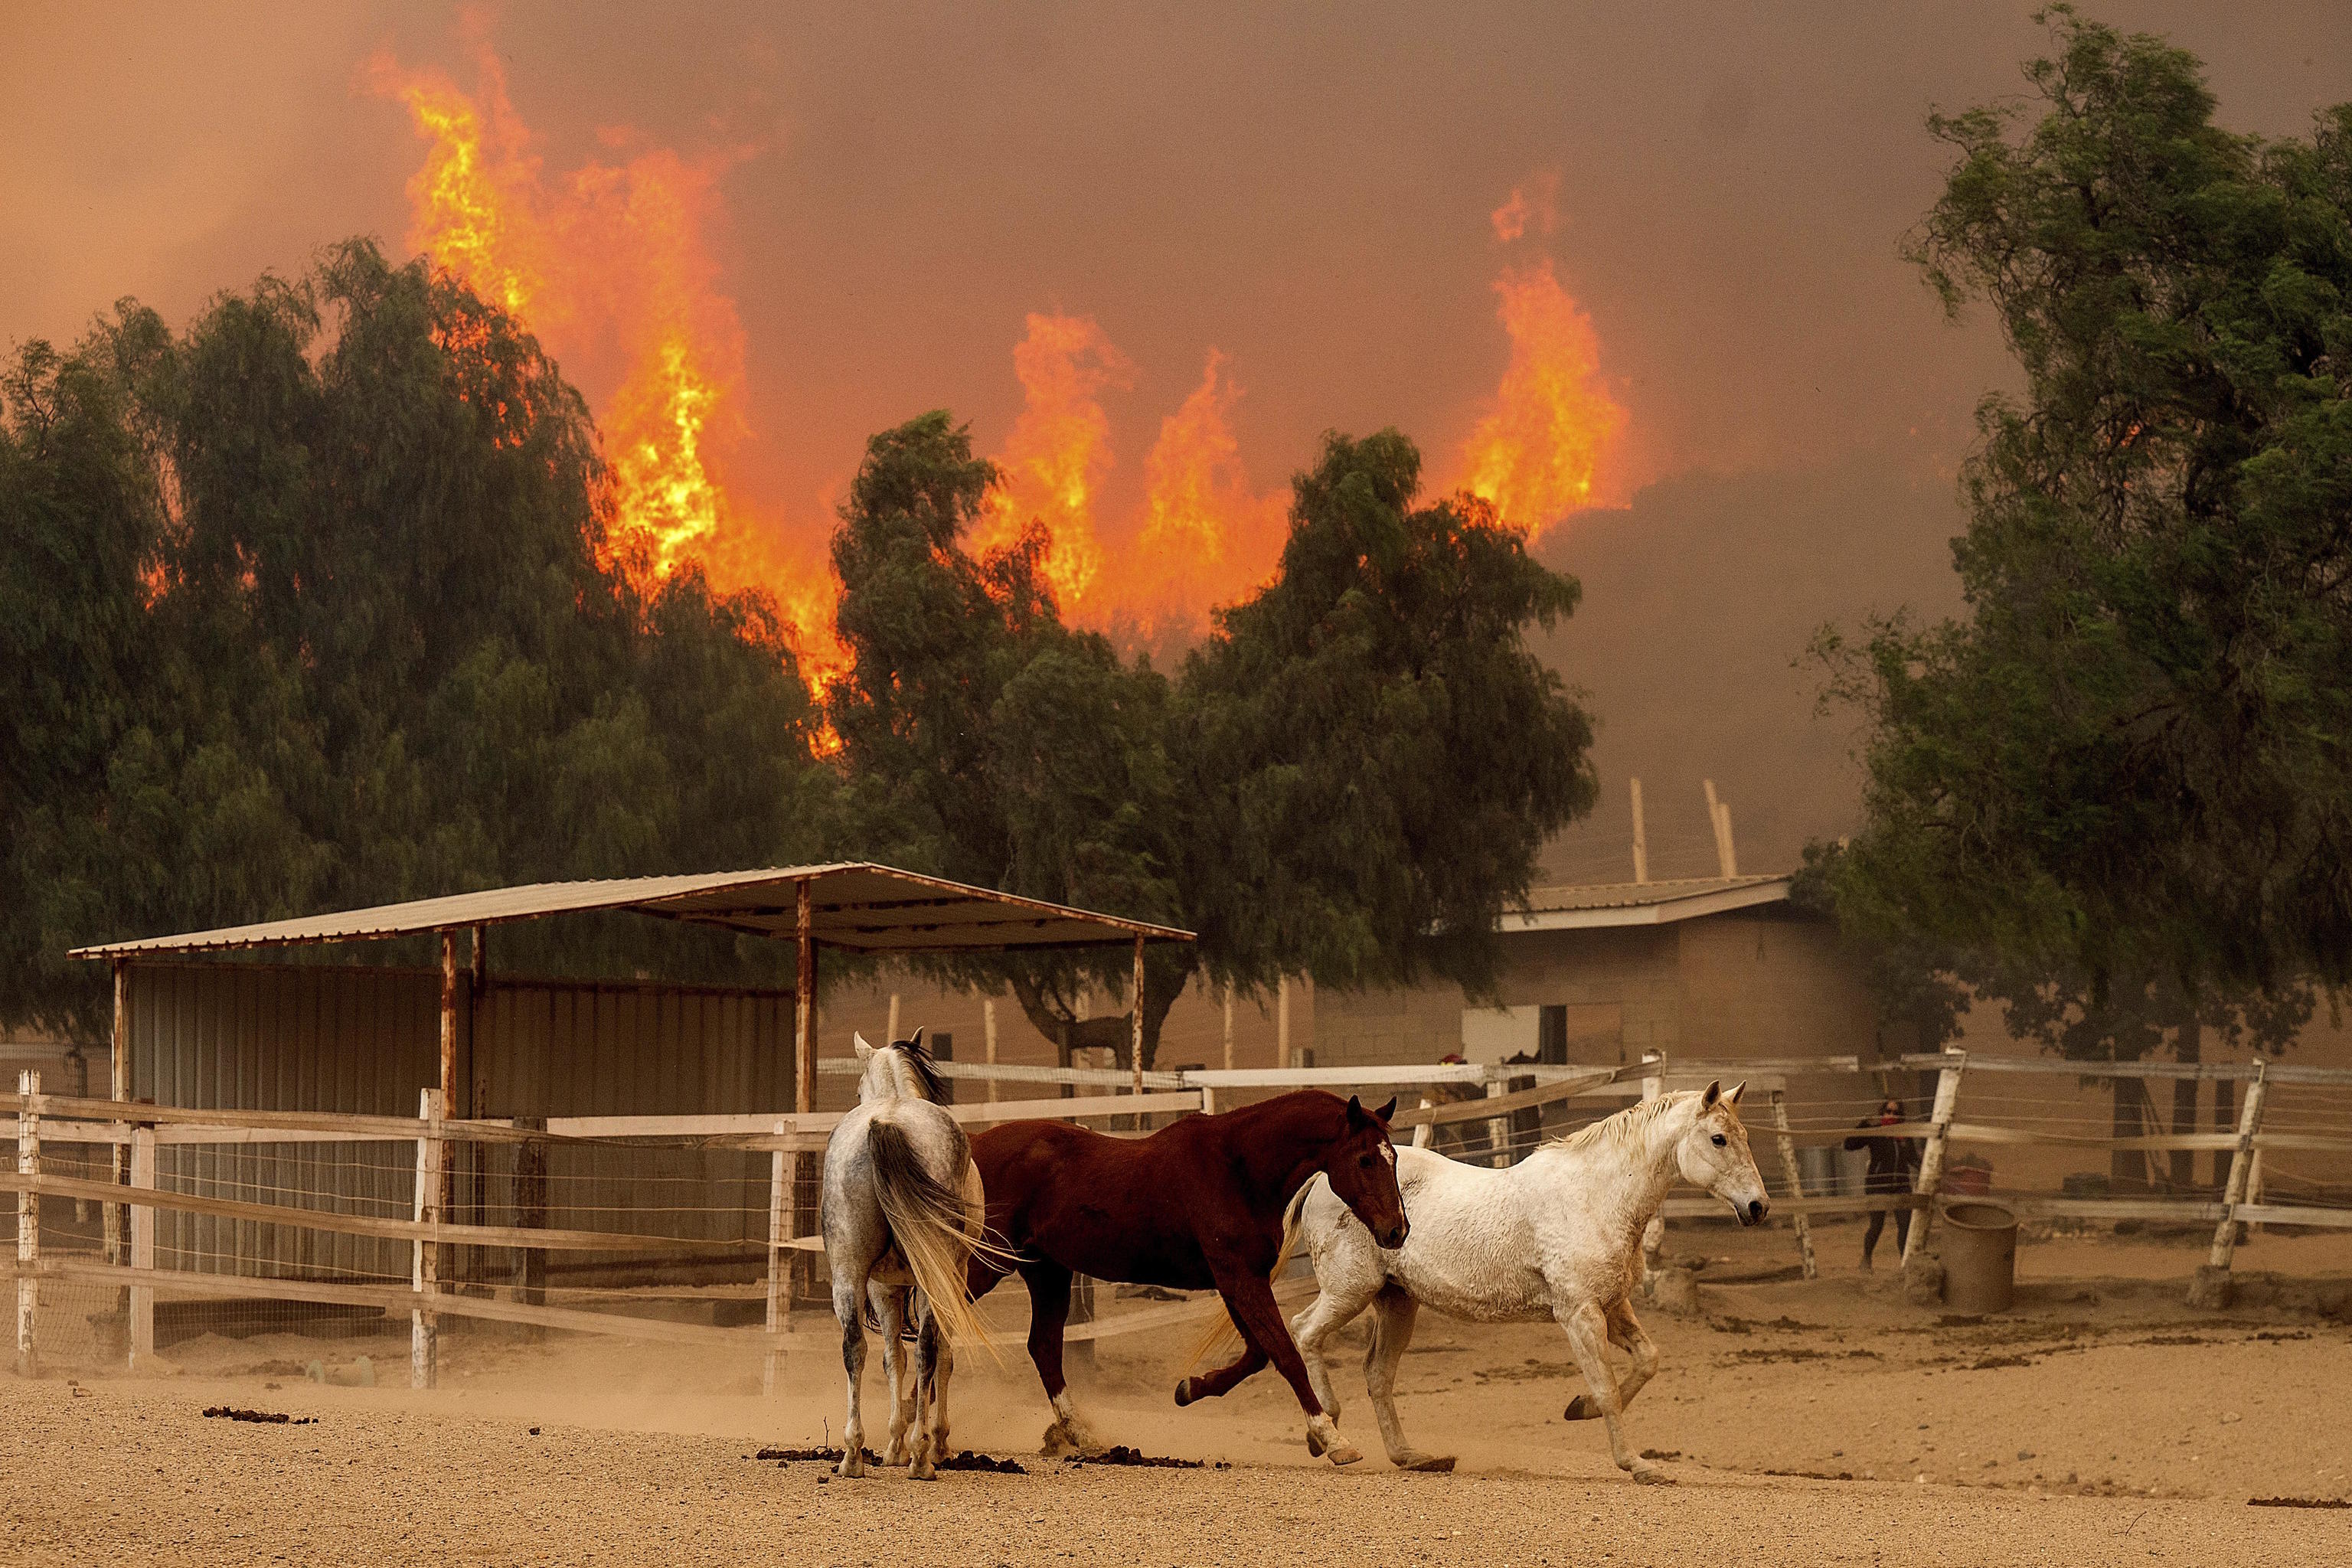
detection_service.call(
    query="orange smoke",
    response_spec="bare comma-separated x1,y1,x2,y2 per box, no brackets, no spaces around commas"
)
972,313,1133,608
372,51,850,698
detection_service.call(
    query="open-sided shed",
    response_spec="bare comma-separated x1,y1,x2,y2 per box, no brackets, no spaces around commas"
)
67,864,1190,1294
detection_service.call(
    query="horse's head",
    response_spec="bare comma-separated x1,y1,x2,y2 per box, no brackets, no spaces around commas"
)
1322,1095,1409,1250
1674,1080,1770,1227
851,1027,946,1105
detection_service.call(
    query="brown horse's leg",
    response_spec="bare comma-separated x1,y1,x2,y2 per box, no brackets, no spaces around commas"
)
1021,1259,1106,1456
1172,1338,1268,1406
1196,1270,1363,1467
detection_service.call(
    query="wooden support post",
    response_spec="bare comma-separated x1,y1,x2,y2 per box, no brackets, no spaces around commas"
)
1277,976,1292,1069
983,999,999,1106
1629,776,1649,884
792,879,818,1304
106,962,128,1269
1221,982,1235,1073
16,1070,38,1377
2193,1063,2269,1308
1901,1050,1966,1269
1412,1096,1435,1149
437,932,459,1294
129,1122,156,1361
887,992,900,1044
1485,1078,1511,1168
1703,779,1737,879
1131,936,1146,1102
411,1086,444,1390
1770,1089,1816,1281
466,924,488,1288
764,1119,788,1394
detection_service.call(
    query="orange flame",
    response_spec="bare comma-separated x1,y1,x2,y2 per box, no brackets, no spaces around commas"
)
973,313,1133,608
1135,350,1285,619
1455,259,1627,536
373,51,850,702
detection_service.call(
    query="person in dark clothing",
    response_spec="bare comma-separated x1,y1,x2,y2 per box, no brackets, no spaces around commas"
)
1846,1098,1923,1269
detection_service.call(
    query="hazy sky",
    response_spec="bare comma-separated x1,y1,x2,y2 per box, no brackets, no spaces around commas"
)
6,2,2344,876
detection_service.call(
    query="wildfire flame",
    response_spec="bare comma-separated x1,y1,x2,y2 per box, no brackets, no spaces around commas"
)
376,57,1628,693
372,51,851,704
971,313,1133,608
1452,178,1627,536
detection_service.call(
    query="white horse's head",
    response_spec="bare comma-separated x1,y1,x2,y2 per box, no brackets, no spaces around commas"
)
852,1027,945,1105
1673,1080,1771,1227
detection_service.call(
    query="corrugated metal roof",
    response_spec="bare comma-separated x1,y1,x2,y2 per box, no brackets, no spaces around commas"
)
70,862,1194,959
1503,874,1793,932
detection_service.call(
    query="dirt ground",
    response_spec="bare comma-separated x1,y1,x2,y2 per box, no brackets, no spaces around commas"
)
5,1219,2350,1566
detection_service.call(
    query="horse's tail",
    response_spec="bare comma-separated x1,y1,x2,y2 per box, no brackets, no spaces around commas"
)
867,1117,1004,1365
1180,1178,1321,1375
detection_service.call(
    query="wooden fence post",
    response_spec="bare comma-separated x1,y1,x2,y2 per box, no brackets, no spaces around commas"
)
129,1122,156,1362
1484,1077,1511,1168
2191,1063,2268,1309
764,1121,788,1396
411,1087,444,1390
1769,1089,1817,1281
511,1116,547,1341
1640,1053,1665,1272
1900,1050,1966,1269
15,1070,38,1377
1411,1096,1434,1149
106,962,128,1272
983,999,1000,1106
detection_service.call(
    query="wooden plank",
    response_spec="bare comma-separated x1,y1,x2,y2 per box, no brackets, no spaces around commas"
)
1896,1054,2352,1086
2233,1203,2352,1231
0,1171,763,1254
1181,1065,1493,1088
1388,1070,1625,1129
29,1259,777,1351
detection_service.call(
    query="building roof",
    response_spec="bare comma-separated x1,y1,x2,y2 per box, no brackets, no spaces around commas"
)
70,863,1194,959
1500,874,1793,933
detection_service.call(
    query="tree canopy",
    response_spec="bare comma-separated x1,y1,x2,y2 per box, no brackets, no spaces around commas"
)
1819,8,2352,1011
0,241,830,1034
826,417,1596,1070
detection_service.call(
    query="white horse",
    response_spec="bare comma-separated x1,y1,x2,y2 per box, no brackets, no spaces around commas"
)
820,1028,992,1479
1287,1081,1769,1481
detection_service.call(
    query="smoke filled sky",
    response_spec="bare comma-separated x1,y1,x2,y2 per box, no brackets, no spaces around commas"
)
7,2,2346,875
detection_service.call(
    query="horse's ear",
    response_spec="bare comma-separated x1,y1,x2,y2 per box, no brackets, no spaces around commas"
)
853,1031,874,1060
1700,1079,1722,1109
904,1025,926,1052
1374,1096,1398,1123
1345,1094,1366,1125
1727,1080,1747,1106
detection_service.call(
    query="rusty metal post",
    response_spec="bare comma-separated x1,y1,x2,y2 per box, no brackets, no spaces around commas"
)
437,930,459,1296
106,962,129,1270
792,879,818,1303
1131,935,1147,1101
16,1070,38,1377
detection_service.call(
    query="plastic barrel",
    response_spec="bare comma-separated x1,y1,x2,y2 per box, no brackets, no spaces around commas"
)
1938,1199,2017,1315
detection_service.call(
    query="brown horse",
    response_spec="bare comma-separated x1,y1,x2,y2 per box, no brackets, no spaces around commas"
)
968,1089,1407,1465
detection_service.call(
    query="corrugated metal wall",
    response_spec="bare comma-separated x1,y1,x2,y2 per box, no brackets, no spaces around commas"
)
127,962,794,1284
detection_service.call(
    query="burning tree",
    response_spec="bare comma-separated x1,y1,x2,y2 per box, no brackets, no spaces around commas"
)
827,413,1596,1070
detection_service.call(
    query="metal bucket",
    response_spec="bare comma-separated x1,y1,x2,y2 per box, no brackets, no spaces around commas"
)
1939,1199,2017,1315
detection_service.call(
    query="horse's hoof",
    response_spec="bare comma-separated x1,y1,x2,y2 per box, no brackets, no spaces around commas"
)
1172,1379,1197,1408
1326,1445,1365,1467
1563,1395,1601,1421
1040,1422,1076,1459
1398,1452,1457,1473
837,1455,867,1479
909,1460,937,1481
1629,1463,1672,1485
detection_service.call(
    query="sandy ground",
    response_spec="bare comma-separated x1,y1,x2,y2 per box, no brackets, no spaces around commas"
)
5,1220,2350,1566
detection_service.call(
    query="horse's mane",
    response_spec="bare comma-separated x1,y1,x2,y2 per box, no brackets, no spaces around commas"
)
885,1035,948,1105
1551,1089,1689,1155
